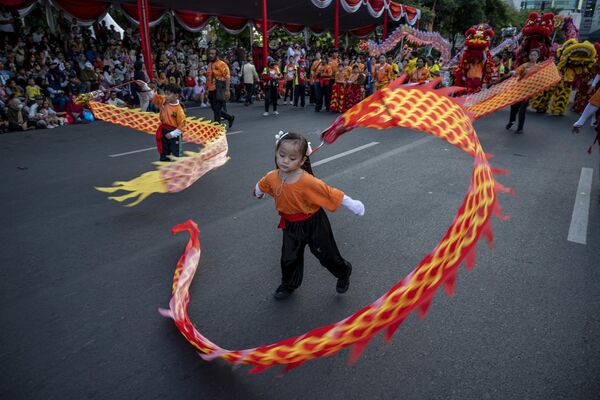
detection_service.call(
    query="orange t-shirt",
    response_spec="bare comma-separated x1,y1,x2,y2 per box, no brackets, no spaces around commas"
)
206,60,230,91
152,94,186,131
310,60,322,83
258,170,344,214
376,63,394,85
318,64,333,79
410,67,430,83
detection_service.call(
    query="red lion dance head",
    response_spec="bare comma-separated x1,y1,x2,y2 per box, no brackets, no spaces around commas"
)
453,24,494,93
517,12,555,64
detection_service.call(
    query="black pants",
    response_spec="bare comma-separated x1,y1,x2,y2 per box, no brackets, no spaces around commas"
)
280,208,352,291
244,83,254,104
311,82,319,106
293,84,306,107
284,80,294,101
316,83,331,111
265,85,278,112
208,90,233,124
160,130,181,161
509,100,529,130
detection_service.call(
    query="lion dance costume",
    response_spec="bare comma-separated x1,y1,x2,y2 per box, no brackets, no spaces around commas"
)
548,39,597,115
157,61,561,373
453,24,495,93
516,12,555,112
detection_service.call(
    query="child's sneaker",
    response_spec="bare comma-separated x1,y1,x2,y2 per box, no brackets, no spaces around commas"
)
336,264,352,294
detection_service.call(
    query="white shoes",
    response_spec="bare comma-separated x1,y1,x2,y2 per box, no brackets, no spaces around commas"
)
263,112,269,116
273,111,279,115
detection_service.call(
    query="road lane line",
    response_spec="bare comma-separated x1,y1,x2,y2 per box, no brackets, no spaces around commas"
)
109,147,156,157
312,142,380,167
567,167,593,245
110,131,242,157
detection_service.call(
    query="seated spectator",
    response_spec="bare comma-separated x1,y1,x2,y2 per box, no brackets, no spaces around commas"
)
27,95,49,129
6,97,35,131
6,78,25,101
105,91,126,107
39,98,66,128
64,88,87,124
25,77,42,104
46,62,67,111
182,70,196,101
0,107,8,133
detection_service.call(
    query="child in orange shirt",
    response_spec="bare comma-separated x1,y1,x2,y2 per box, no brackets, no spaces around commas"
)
254,132,365,299
137,81,186,161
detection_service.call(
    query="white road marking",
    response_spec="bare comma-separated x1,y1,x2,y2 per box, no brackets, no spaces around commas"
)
567,167,593,245
312,142,380,167
109,131,242,157
109,147,156,157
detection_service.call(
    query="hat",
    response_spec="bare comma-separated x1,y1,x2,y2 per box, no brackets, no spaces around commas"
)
84,61,93,69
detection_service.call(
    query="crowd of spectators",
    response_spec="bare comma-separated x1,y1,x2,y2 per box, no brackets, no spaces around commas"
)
0,4,446,133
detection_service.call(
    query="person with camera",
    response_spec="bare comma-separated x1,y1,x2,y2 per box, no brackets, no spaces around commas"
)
261,56,282,116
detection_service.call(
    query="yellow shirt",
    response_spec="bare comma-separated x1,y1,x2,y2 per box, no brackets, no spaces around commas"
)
26,85,42,101
258,170,344,214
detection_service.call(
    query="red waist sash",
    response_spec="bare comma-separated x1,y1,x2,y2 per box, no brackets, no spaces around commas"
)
278,211,316,229
155,123,176,154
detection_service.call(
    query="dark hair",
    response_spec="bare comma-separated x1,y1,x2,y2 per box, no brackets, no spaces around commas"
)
275,132,314,175
163,83,181,95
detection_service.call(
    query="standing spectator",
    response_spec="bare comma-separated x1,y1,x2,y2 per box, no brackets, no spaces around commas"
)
242,55,259,106
283,56,296,105
261,56,282,116
310,52,322,105
293,56,307,108
206,48,234,128
315,55,333,112
375,55,395,89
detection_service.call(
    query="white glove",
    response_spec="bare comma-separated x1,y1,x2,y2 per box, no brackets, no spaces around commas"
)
342,194,365,216
254,183,264,199
167,129,182,139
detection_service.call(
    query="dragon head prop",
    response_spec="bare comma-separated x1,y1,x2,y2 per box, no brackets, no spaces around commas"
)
522,12,555,38
464,24,494,51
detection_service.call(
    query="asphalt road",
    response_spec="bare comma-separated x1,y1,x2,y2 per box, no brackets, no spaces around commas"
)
1,99,599,400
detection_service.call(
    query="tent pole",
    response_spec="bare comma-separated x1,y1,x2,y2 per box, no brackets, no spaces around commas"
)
334,0,339,49
382,8,388,40
262,0,268,70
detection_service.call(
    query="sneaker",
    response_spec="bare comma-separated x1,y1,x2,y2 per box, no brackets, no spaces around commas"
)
515,129,523,134
505,122,514,130
274,285,293,300
273,111,279,115
336,264,352,294
228,115,235,129
263,112,269,116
